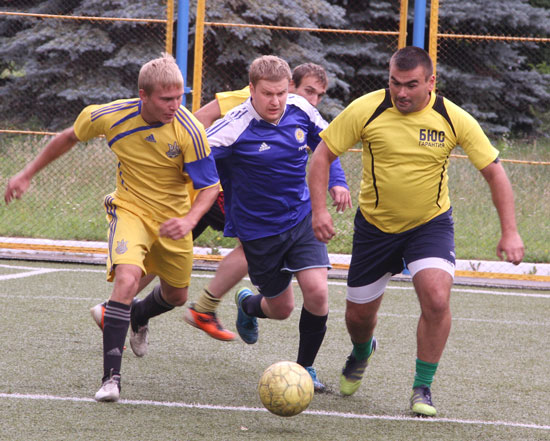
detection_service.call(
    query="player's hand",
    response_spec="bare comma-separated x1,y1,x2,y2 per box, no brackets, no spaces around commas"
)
312,209,335,244
328,185,352,213
159,217,193,240
4,173,31,205
496,231,525,265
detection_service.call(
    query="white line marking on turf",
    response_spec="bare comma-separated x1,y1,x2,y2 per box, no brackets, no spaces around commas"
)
0,268,59,280
1,263,549,299
1,392,549,431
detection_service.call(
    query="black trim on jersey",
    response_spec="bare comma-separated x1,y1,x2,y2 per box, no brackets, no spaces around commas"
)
433,95,456,137
436,154,451,209
364,89,393,129
367,142,379,208
363,89,392,209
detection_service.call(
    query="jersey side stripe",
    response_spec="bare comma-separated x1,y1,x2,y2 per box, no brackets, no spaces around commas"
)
175,109,207,159
91,100,140,121
206,108,249,138
110,108,141,129
107,123,162,148
435,154,451,208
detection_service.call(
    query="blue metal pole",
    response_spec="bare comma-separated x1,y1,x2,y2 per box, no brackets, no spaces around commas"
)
176,0,191,105
412,0,427,48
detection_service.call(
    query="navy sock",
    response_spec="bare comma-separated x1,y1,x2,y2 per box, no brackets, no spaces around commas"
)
132,285,174,331
103,300,131,381
296,306,328,367
241,293,267,318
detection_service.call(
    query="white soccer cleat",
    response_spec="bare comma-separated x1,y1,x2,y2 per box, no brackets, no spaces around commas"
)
90,302,106,330
129,324,149,357
94,374,121,402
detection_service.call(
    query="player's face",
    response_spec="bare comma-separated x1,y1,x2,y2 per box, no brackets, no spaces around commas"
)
290,75,326,107
389,65,435,114
250,78,289,124
139,84,183,125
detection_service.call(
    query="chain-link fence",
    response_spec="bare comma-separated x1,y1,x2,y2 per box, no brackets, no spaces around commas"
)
1,0,549,282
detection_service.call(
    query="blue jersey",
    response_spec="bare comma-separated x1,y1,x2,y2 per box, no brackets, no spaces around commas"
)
207,93,348,241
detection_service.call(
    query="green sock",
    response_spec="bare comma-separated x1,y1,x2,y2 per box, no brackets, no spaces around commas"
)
413,358,438,389
352,337,374,361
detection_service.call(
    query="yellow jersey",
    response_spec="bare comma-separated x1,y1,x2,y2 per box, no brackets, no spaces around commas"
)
74,98,219,223
216,86,251,116
321,89,498,234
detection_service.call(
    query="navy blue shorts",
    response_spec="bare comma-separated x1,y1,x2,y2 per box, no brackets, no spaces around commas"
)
241,212,331,298
348,208,455,288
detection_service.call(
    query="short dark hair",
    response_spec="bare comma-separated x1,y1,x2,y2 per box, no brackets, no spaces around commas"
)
292,63,328,88
390,46,433,79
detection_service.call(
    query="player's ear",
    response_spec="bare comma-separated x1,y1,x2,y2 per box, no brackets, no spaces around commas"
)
289,80,296,93
138,89,148,101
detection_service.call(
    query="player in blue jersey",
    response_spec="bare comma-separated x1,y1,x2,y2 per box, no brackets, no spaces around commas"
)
4,54,220,402
184,63,351,345
197,55,352,392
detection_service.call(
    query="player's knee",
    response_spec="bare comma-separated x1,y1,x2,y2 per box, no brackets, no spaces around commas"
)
271,303,294,320
162,287,188,306
346,304,377,328
421,294,450,319
113,265,141,294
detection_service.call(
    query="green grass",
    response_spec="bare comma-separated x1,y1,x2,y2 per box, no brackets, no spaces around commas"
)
1,259,550,440
1,134,549,262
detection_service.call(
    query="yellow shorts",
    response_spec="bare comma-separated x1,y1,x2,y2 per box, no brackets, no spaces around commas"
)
104,195,192,288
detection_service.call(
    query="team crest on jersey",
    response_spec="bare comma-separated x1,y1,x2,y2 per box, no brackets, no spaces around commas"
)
294,128,305,143
115,239,128,255
166,141,181,158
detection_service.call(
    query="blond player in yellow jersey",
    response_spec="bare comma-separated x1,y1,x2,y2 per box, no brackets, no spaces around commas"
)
308,46,524,416
4,54,220,402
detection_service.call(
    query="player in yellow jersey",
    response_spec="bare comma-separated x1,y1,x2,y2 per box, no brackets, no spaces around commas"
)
182,64,352,361
308,46,525,416
4,54,220,403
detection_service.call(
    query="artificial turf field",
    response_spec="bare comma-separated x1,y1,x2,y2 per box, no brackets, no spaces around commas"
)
1,259,549,441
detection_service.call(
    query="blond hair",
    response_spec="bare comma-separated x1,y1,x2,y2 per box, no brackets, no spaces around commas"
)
138,53,183,94
249,55,291,87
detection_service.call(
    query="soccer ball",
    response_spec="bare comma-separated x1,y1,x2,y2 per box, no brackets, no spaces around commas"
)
258,361,314,417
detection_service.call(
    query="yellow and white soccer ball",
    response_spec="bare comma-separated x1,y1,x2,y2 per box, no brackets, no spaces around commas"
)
258,361,314,417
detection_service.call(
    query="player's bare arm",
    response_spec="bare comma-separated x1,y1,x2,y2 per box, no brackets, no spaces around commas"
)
479,160,525,265
308,140,337,243
193,99,222,128
159,185,219,240
4,127,79,204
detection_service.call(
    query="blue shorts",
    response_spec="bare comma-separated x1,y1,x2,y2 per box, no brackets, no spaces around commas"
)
241,212,331,298
348,208,455,290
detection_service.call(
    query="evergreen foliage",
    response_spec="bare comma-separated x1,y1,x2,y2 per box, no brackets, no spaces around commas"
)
1,0,550,137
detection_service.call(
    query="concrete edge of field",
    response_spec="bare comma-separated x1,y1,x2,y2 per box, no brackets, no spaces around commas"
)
1,237,549,290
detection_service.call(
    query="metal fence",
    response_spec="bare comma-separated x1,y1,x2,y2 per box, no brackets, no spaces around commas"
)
1,0,549,283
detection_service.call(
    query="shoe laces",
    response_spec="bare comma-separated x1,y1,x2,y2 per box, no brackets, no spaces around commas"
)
342,353,364,373
104,369,121,388
412,386,433,405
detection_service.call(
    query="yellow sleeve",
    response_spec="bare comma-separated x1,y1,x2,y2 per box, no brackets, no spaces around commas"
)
216,86,251,117
321,90,385,156
73,104,105,142
447,99,499,170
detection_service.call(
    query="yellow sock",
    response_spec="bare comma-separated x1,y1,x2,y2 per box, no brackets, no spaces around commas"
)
193,288,221,314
